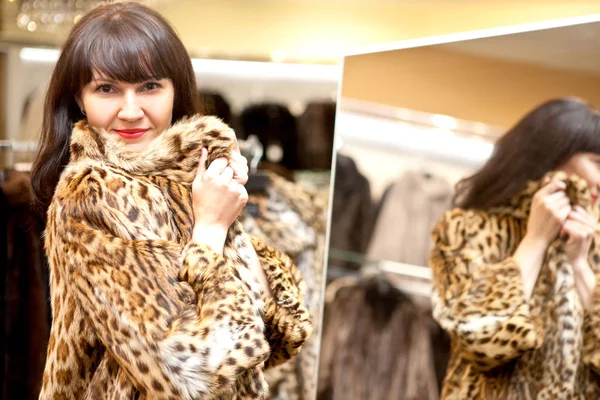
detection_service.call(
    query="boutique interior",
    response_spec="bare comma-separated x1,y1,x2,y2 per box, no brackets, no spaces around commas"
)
2,1,600,400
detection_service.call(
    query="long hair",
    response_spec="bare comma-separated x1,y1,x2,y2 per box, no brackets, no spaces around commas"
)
454,98,600,209
31,1,201,214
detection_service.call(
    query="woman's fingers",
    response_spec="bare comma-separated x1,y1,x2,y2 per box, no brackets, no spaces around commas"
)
197,148,208,176
539,179,567,196
220,166,234,185
205,158,229,178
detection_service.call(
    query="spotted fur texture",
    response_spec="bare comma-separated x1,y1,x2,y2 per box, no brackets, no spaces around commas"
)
431,171,600,399
39,115,312,400
241,173,327,400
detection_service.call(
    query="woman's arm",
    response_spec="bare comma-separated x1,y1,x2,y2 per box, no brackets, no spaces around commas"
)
45,177,269,400
249,236,313,369
430,209,544,372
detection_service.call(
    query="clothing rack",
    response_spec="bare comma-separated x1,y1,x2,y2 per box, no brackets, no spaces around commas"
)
0,140,38,153
327,248,432,298
365,261,432,299
0,140,38,184
339,98,504,140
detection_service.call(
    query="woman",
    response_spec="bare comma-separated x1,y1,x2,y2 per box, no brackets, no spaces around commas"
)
31,2,311,399
430,97,600,399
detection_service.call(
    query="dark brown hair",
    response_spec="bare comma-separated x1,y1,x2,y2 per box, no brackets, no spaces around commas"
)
31,1,201,214
454,97,600,209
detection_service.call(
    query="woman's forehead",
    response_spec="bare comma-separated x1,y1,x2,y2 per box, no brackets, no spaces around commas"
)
86,66,164,81
86,69,170,84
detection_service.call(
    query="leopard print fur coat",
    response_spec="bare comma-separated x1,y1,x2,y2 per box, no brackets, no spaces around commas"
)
431,171,600,399
38,116,312,400
241,174,327,400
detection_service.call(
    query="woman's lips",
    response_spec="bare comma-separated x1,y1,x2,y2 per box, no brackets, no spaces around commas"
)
113,129,149,139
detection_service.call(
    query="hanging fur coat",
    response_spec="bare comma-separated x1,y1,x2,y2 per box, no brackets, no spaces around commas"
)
39,116,312,400
329,155,376,271
0,179,50,400
241,172,327,400
430,172,600,399
367,170,452,267
317,275,439,400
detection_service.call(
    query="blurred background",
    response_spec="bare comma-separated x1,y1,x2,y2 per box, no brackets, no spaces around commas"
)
322,10,600,400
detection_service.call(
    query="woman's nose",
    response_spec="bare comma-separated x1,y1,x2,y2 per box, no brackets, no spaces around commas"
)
117,90,144,121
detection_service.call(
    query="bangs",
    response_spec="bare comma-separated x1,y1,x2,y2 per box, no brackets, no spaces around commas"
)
75,16,173,87
578,118,600,154
562,108,600,156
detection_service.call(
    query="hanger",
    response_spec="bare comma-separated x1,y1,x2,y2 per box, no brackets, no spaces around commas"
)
411,153,434,180
238,135,270,192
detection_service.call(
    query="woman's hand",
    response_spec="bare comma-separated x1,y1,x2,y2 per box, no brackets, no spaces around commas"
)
219,127,249,186
229,149,249,186
191,148,248,253
515,178,571,299
560,206,597,310
526,179,572,245
560,206,596,265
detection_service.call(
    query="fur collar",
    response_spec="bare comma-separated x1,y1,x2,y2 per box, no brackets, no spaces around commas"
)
488,171,600,222
69,115,235,184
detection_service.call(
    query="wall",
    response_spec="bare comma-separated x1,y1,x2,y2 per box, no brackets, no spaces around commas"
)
2,1,600,63
148,1,600,63
0,52,5,140
341,45,600,129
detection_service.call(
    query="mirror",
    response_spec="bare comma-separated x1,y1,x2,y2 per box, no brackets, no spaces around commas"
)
320,15,600,400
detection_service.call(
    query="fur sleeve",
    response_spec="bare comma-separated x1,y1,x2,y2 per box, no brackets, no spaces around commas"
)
430,209,543,371
582,263,600,374
46,175,269,399
249,236,313,369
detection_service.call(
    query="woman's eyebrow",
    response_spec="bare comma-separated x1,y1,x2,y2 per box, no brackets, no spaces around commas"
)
93,76,114,82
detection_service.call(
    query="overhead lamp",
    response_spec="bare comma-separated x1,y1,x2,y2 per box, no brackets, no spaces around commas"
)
15,0,169,33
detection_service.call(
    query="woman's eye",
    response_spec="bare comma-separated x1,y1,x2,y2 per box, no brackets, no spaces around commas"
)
96,84,114,93
143,82,161,91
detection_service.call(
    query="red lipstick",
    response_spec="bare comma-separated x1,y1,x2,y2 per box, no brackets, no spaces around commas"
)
114,129,148,139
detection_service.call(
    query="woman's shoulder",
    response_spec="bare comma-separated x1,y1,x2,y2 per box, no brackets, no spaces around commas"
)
52,157,132,212
431,207,501,246
54,160,104,195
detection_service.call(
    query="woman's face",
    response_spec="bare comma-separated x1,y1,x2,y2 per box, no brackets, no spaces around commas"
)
558,152,600,203
77,71,174,152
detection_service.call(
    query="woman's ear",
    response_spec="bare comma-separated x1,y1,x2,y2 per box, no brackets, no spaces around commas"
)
75,95,87,116
75,95,83,110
